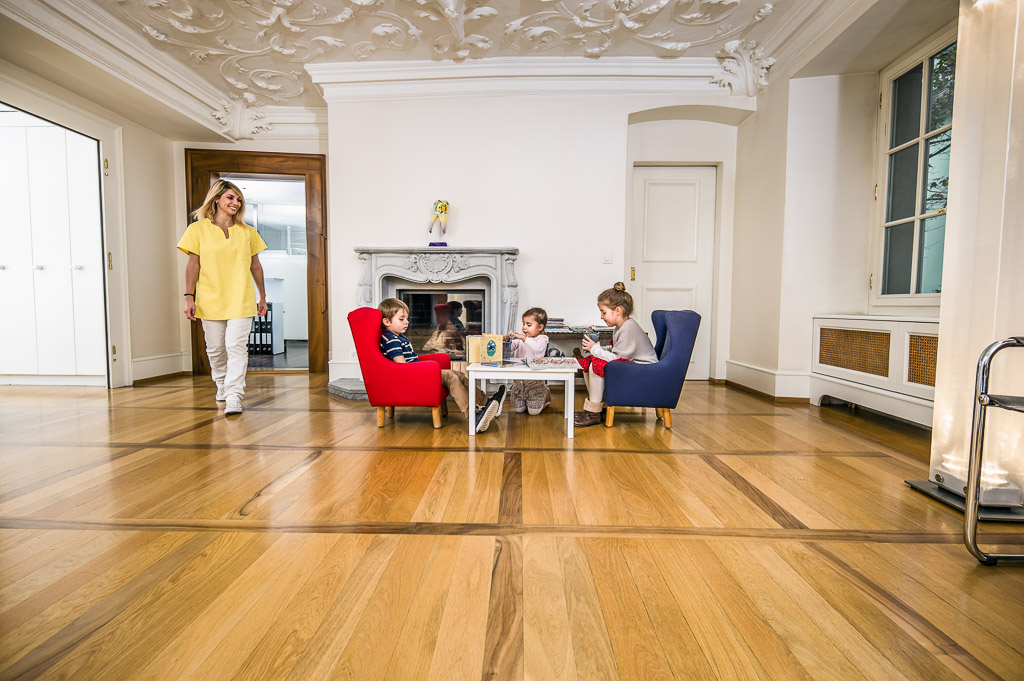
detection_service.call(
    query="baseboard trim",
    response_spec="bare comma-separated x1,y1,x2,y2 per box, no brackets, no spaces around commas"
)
133,371,192,385
0,375,106,386
725,380,810,404
329,360,363,382
725,359,810,399
132,353,188,381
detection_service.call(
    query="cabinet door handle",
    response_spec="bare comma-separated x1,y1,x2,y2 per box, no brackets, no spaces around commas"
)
35,265,44,270
73,265,83,270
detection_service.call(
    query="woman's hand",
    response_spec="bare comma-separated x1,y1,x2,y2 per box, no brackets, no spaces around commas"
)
257,297,268,317
184,297,196,321
581,335,596,352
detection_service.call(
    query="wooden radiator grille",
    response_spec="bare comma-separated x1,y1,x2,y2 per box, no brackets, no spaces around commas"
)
819,328,890,377
908,334,938,386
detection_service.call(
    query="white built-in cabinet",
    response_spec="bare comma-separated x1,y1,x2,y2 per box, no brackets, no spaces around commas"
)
0,110,106,382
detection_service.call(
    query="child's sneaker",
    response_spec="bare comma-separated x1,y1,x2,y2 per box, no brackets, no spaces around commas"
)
491,385,507,417
475,399,499,433
215,385,226,401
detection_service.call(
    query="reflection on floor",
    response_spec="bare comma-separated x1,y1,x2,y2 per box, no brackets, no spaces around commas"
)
1,376,1022,680
248,339,308,370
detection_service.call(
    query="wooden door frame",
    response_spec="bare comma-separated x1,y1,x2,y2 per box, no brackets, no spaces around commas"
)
184,149,328,373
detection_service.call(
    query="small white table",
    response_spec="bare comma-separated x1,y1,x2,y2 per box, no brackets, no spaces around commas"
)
467,362,579,438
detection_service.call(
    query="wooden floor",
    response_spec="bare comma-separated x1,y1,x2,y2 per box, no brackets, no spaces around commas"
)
1,374,1022,681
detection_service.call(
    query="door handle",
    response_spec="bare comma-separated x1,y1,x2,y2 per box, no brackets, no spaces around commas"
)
73,265,83,270
35,265,44,270
630,266,635,281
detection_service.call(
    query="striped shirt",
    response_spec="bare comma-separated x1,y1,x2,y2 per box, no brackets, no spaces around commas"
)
380,330,418,362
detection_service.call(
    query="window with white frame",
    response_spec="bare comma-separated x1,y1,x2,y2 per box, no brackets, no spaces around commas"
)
878,40,956,297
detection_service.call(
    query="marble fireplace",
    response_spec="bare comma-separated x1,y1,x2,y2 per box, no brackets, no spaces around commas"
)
354,247,520,336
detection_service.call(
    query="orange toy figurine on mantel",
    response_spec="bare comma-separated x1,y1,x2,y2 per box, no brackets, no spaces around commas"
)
428,199,448,247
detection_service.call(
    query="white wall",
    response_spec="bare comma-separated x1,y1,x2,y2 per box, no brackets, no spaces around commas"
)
322,92,752,379
121,123,179,377
776,74,877,394
728,68,880,398
729,78,790,393
626,118,739,380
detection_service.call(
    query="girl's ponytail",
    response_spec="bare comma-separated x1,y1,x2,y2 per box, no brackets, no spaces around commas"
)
598,282,634,318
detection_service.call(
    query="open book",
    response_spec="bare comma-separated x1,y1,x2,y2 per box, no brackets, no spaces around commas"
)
526,357,581,369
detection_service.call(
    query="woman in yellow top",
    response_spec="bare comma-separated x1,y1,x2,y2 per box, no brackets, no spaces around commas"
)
178,179,267,415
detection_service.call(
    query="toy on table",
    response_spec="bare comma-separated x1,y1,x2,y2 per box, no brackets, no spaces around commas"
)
428,200,449,246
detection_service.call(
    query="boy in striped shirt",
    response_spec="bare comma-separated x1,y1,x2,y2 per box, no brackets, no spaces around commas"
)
379,298,505,432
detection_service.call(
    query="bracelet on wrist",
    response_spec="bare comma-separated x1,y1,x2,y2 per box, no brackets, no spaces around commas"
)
184,293,195,298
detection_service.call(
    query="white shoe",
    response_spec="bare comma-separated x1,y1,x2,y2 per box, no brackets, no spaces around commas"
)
225,396,243,415
215,386,226,401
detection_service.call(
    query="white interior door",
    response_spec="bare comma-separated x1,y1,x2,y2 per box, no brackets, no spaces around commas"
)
28,127,77,376
0,104,107,381
67,133,106,375
629,166,716,380
0,126,39,374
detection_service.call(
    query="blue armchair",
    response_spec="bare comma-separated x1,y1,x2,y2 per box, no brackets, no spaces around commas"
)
602,310,701,428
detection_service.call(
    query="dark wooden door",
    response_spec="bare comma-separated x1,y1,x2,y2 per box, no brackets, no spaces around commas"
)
184,149,328,373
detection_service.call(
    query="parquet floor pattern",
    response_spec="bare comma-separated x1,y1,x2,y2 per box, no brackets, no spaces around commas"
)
0,374,1022,680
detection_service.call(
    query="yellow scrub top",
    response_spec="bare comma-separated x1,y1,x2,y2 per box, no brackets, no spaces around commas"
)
176,218,267,320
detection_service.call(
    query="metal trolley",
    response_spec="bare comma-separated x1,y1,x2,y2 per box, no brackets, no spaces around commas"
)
964,336,1024,565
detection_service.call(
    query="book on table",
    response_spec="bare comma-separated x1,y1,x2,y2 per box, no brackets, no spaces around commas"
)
526,357,581,370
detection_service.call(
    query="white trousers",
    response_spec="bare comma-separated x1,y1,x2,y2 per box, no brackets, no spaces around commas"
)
201,318,251,399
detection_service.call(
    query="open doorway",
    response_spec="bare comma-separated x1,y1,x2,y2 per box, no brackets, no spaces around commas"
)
185,149,328,373
221,175,309,370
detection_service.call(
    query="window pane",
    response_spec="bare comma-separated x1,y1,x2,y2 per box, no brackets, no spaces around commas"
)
891,64,922,148
922,130,951,214
928,43,956,132
883,222,915,295
887,144,919,222
917,215,945,294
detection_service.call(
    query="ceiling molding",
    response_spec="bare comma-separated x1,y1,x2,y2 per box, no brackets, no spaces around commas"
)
0,0,233,138
258,106,328,140
307,56,732,101
759,0,873,82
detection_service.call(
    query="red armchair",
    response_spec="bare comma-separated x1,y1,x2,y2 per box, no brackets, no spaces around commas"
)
347,307,452,428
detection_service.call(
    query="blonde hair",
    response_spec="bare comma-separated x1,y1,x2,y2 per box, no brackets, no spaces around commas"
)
378,297,409,322
598,282,634,318
192,179,247,226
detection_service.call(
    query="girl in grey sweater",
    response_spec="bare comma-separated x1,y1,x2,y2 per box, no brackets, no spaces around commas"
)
576,282,658,427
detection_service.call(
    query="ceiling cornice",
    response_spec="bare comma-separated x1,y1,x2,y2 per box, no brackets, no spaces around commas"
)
307,56,733,101
759,0,873,82
0,0,232,138
258,106,328,140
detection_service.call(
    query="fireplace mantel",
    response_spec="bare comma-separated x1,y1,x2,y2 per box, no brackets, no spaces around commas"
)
354,246,519,334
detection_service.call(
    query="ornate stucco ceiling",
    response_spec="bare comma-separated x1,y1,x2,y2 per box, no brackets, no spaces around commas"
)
105,0,787,108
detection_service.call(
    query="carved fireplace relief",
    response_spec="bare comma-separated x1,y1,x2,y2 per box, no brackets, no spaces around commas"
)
354,247,520,336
